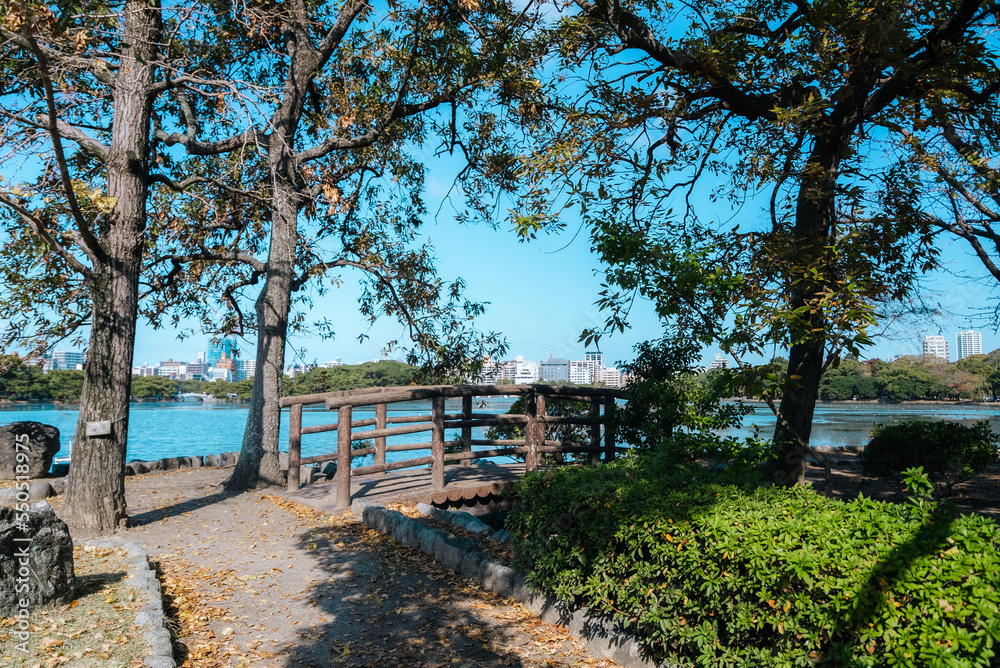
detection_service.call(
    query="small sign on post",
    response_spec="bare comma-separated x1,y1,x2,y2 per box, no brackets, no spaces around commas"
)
85,420,112,437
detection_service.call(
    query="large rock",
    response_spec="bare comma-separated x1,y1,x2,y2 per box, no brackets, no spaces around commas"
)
0,501,75,616
0,422,61,480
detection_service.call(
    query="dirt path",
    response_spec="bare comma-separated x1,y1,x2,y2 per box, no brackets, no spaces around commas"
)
79,467,619,668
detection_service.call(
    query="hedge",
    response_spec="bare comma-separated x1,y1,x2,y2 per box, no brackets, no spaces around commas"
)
506,451,1000,667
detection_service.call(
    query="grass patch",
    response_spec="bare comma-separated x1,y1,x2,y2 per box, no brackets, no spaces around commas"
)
0,545,149,667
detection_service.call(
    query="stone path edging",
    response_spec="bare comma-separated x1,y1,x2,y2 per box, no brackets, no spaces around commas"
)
78,537,175,668
352,498,670,668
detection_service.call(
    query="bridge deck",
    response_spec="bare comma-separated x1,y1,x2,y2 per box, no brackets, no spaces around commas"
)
276,462,528,514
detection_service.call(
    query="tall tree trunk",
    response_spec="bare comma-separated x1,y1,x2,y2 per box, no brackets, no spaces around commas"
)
62,0,158,532
225,30,316,492
767,136,841,486
225,151,299,491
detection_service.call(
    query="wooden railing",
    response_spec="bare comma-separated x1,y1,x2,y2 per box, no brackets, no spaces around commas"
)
279,384,628,507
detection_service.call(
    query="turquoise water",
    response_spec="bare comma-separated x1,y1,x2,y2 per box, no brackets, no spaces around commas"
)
2,400,998,465
0,398,519,465
727,401,1000,447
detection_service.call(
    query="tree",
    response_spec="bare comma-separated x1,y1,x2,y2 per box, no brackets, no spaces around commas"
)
484,0,997,484
147,0,533,490
0,1,280,530
131,375,178,400
0,0,167,531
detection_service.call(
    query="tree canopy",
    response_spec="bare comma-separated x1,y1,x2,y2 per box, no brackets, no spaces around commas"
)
474,0,1000,484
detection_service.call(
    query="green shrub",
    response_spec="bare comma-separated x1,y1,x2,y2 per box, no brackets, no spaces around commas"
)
616,337,753,450
506,451,1000,667
860,420,1000,495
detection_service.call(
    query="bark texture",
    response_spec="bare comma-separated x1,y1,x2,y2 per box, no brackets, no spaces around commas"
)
61,1,159,532
225,22,318,491
767,133,847,486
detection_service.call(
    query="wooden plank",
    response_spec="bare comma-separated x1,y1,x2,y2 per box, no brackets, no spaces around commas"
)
300,453,336,465
537,415,599,425
336,405,352,509
537,445,603,454
282,382,626,409
279,384,440,408
375,403,387,474
442,447,528,461
350,422,433,441
350,456,435,476
431,396,445,490
443,416,528,428
288,404,302,491
604,397,616,462
460,395,472,468
589,401,601,466
302,422,340,436
469,439,526,447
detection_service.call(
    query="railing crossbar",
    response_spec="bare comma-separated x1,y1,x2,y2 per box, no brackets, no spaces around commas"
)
284,383,622,501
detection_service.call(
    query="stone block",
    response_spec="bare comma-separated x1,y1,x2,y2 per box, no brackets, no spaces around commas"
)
146,459,165,471
322,461,337,479
0,487,22,507
399,519,421,548
126,462,149,476
419,527,447,555
144,655,177,668
479,560,515,598
204,454,219,467
459,551,482,580
0,422,60,480
143,627,173,658
0,501,74,616
434,535,476,572
161,457,181,470
28,481,54,502
415,502,435,517
189,456,203,469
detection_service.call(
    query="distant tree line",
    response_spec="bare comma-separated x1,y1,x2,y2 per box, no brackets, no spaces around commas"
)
6,354,999,405
0,365,85,402
758,352,1000,403
0,360,418,403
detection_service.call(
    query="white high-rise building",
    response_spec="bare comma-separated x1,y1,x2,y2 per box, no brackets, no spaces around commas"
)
569,360,593,384
956,330,983,360
709,353,730,369
512,356,540,384
584,351,603,379
923,335,950,361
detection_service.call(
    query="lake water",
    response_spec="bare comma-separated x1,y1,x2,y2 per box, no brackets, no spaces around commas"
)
2,399,999,465
0,398,521,466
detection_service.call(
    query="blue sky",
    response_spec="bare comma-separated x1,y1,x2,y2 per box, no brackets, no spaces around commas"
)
5,144,997,371
126,166,1000,370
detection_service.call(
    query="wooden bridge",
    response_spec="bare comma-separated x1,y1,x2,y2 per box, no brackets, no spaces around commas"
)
280,384,627,511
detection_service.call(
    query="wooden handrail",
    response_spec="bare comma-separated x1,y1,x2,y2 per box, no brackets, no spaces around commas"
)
279,383,628,408
284,383,624,502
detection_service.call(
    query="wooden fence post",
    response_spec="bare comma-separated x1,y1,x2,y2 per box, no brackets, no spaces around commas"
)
604,396,616,462
431,396,445,490
288,403,302,491
336,405,352,509
589,400,601,466
536,393,547,467
460,395,472,467
525,389,538,471
375,402,387,474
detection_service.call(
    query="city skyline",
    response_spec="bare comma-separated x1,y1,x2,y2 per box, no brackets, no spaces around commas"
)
43,324,1000,376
